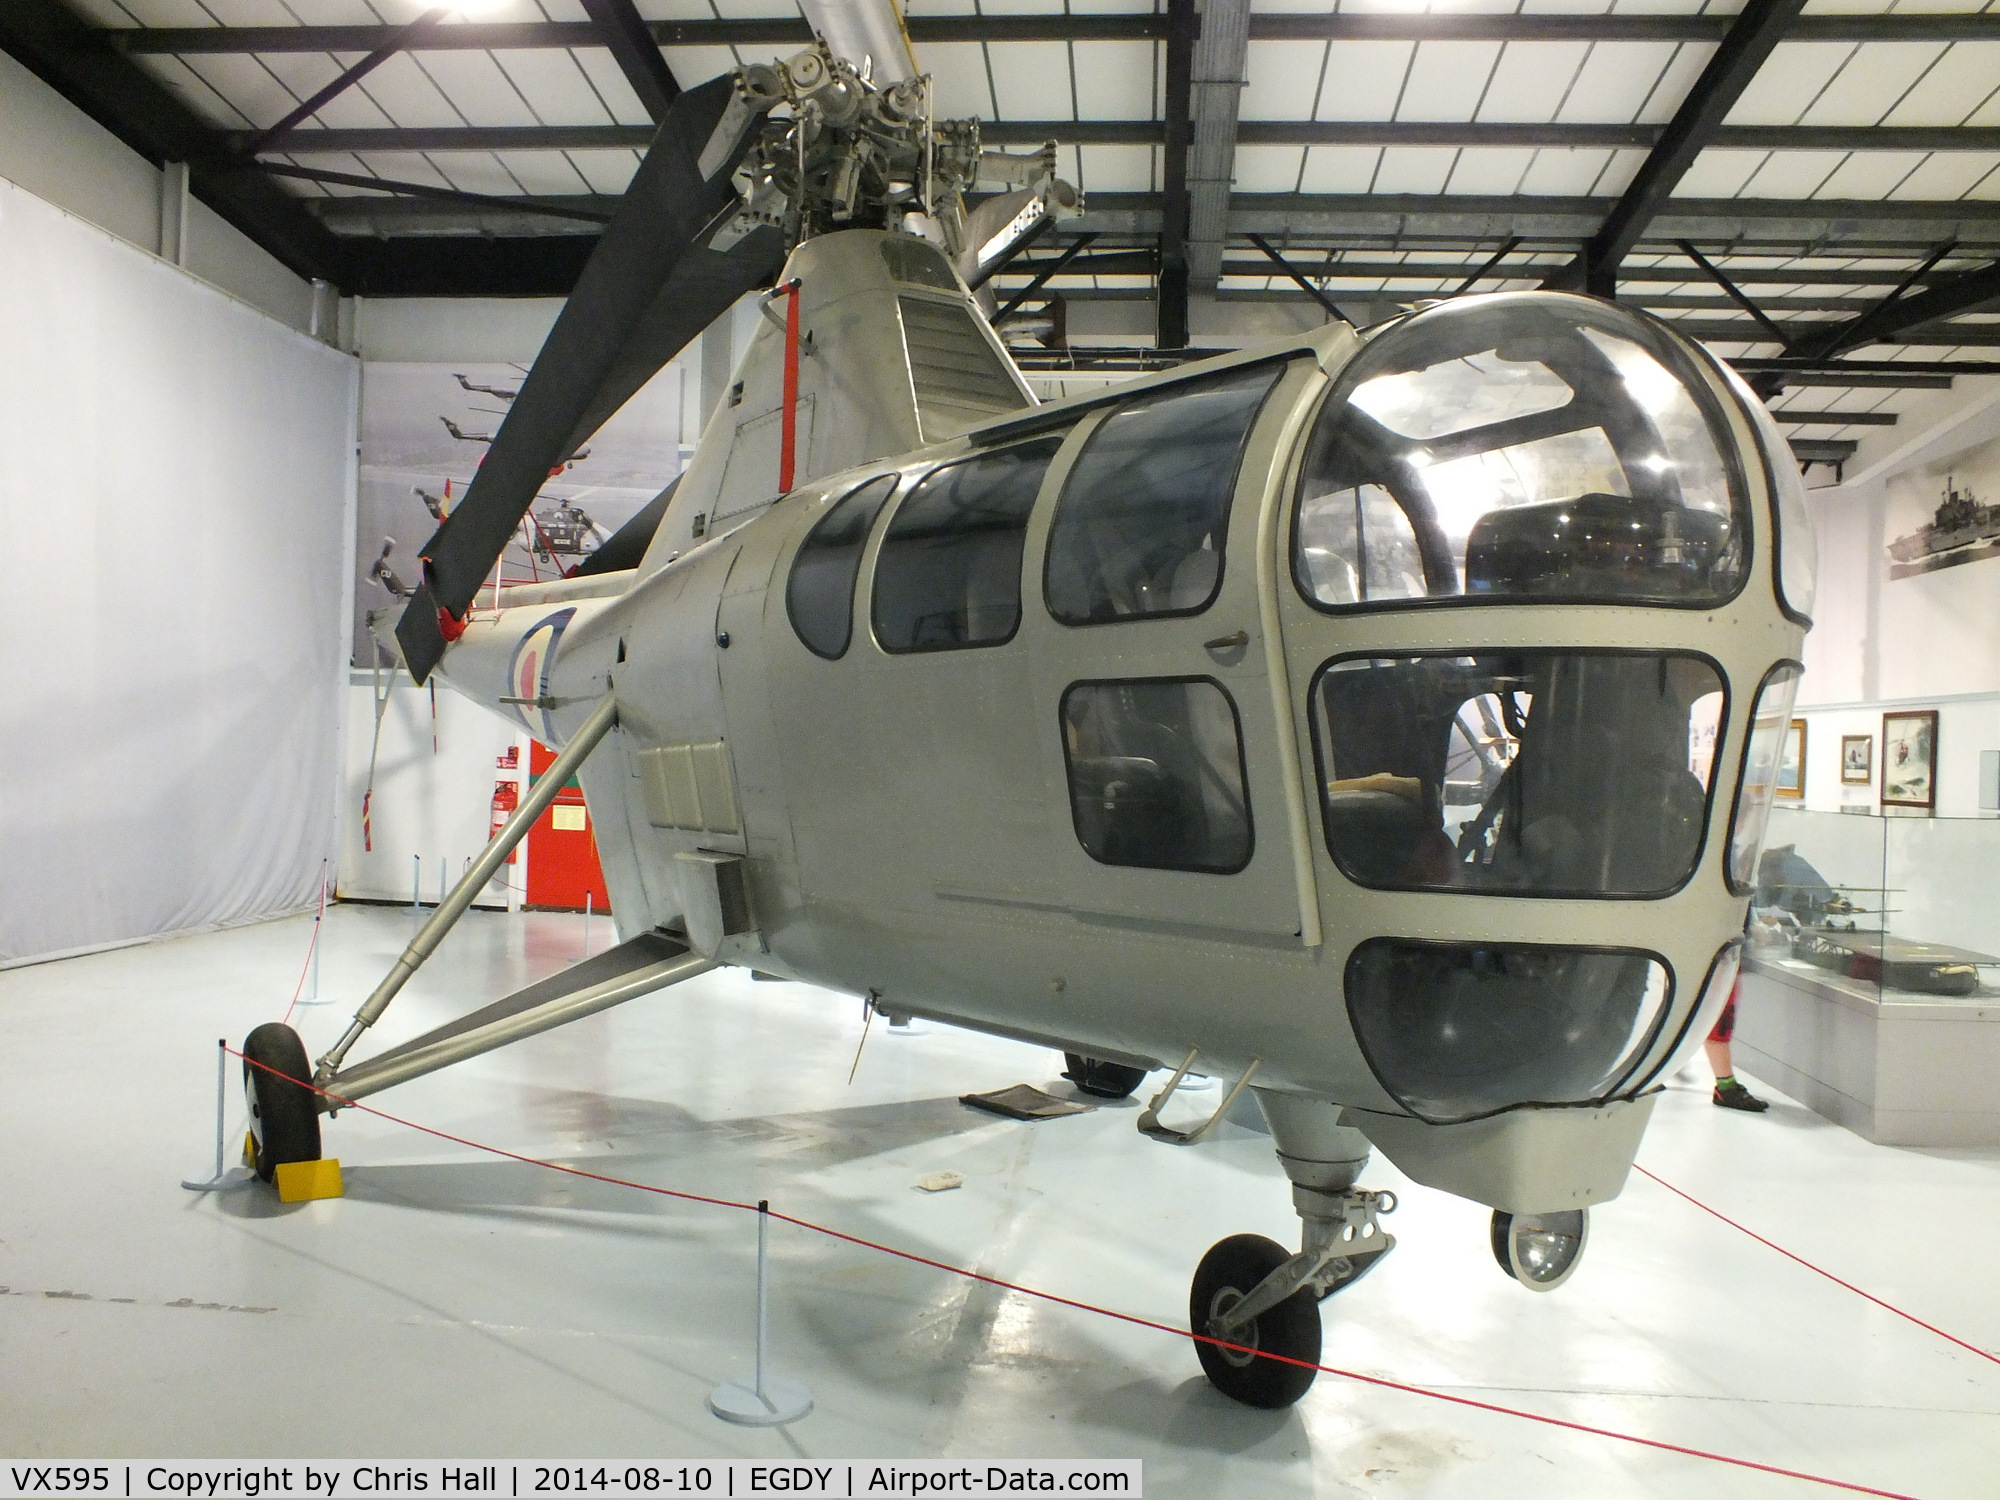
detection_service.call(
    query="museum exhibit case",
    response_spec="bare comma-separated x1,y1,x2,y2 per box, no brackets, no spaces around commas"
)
1736,805,2000,1145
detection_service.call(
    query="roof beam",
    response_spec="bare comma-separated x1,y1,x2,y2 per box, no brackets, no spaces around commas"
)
578,0,679,122
1187,0,1251,291
1796,256,2000,358
1553,0,1807,295
261,163,615,224
1771,411,1898,426
1066,192,2000,242
1246,235,1346,323
1157,0,1196,349
1727,364,1977,387
1452,237,1524,296
0,0,345,283
246,6,448,156
262,121,2000,153
104,13,2000,53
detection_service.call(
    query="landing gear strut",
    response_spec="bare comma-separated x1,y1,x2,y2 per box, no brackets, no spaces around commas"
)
1190,1092,1397,1408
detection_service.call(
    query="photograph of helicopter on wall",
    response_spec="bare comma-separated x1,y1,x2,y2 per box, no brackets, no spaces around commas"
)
352,361,685,664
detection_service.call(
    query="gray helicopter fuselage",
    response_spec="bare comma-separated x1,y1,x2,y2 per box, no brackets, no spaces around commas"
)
428,274,1810,1217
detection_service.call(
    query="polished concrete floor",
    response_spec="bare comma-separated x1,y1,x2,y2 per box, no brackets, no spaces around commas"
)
2,905,1996,1497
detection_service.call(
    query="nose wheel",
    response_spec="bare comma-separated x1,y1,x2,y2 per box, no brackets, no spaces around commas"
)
1190,1234,1321,1409
1490,1208,1589,1290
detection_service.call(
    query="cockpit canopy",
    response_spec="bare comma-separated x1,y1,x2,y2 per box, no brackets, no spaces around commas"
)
1294,294,1751,612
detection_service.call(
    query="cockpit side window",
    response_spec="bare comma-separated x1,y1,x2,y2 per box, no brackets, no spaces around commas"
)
871,434,1066,653
1294,296,1750,611
786,474,898,659
1310,649,1725,898
1045,362,1286,624
1061,678,1252,873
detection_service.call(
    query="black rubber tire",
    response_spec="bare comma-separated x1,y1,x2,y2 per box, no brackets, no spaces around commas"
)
1062,1053,1148,1100
242,1022,321,1184
1190,1233,1321,1409
1490,1210,1517,1280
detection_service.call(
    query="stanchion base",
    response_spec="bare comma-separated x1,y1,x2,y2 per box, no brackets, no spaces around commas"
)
707,1377,812,1426
181,1167,255,1193
885,1020,925,1038
294,995,334,1006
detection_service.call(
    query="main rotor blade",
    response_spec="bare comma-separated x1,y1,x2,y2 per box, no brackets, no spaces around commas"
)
395,72,774,682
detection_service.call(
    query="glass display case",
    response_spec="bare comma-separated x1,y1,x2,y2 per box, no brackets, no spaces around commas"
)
1750,806,2000,1001
1737,806,2000,1146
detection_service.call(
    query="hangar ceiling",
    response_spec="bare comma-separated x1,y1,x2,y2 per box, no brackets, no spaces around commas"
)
7,0,2000,467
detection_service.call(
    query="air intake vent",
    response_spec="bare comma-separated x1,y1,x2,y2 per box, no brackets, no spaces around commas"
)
898,294,1030,441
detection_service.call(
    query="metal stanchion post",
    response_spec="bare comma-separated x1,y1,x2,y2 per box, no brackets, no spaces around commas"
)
708,1201,812,1425
412,855,421,910
182,1038,251,1191
300,861,330,1005
584,893,592,960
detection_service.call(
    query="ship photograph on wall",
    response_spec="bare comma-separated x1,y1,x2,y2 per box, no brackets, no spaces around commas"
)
1887,472,2000,579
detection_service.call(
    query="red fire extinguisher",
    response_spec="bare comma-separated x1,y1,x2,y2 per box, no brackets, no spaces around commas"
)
491,780,520,862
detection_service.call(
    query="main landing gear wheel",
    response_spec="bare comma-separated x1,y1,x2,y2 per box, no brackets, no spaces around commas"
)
1489,1208,1588,1291
1190,1233,1321,1409
242,1022,321,1183
1063,1053,1147,1100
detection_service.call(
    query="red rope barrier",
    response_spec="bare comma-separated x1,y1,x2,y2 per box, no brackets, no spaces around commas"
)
1635,1164,1999,1368
225,1047,1931,1499
278,912,322,1028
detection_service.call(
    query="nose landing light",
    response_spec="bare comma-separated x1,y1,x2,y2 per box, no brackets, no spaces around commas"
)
1490,1208,1589,1291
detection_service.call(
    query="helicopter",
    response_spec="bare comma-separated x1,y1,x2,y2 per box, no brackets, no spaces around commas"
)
235,0,1816,1412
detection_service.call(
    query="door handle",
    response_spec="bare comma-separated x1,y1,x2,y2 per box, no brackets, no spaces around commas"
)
1204,629,1251,651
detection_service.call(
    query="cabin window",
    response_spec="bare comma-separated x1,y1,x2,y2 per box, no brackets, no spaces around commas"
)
1061,678,1252,873
786,474,898,659
1045,362,1285,624
1310,650,1725,898
872,436,1065,653
1294,295,1750,611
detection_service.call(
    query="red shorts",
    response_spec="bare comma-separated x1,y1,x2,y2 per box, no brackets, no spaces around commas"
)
1708,977,1740,1044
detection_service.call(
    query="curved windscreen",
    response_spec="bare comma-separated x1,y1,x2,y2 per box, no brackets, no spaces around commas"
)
1720,363,1818,622
1347,939,1673,1124
1726,662,1803,892
1045,362,1285,623
1295,294,1749,610
1311,650,1725,897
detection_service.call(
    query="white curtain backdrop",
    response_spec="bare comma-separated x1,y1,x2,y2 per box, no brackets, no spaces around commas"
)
0,178,357,966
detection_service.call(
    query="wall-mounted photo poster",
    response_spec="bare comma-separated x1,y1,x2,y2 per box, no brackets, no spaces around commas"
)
1882,710,1939,810
1887,471,2000,580
1777,718,1806,798
352,362,686,665
1841,734,1873,785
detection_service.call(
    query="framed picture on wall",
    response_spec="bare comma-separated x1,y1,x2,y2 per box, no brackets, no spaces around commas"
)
1776,719,1807,798
1841,734,1873,785
1882,710,1939,810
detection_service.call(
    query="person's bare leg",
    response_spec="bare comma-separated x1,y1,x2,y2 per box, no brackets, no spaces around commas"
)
1705,1037,1732,1079
1708,1038,1769,1111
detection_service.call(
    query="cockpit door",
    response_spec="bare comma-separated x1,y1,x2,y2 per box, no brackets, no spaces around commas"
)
1018,357,1324,940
